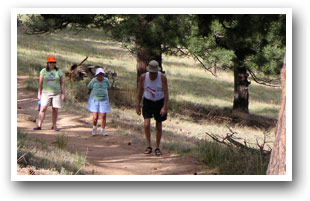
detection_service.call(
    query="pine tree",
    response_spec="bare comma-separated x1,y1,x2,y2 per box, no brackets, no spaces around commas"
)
187,14,286,113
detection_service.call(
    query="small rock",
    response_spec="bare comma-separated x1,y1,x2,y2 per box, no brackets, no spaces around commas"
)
18,106,21,109
152,168,157,171
193,172,197,175
128,142,131,145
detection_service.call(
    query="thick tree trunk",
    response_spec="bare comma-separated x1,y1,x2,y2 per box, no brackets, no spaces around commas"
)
136,47,148,88
233,66,251,113
267,55,286,175
136,45,163,88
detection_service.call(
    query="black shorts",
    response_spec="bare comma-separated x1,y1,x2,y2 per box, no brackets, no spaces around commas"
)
142,98,167,122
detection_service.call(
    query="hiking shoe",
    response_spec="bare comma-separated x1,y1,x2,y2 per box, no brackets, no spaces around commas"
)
154,148,162,156
92,127,97,136
33,126,41,130
144,147,152,154
51,126,60,131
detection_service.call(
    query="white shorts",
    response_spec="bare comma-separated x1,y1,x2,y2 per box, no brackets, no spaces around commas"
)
41,91,62,108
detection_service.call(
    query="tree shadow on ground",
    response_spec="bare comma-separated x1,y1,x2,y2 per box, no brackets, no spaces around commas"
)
109,88,277,130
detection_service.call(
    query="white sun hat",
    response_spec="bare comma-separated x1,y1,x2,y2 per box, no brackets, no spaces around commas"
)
146,60,160,72
95,68,105,76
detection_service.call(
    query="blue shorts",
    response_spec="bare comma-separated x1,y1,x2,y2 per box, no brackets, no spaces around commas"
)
88,97,111,114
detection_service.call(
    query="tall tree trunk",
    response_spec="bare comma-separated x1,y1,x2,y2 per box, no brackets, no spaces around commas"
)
267,55,286,175
136,44,163,88
136,47,148,88
233,66,251,113
211,63,217,76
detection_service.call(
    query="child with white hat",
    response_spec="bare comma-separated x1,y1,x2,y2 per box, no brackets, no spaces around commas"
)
87,68,111,136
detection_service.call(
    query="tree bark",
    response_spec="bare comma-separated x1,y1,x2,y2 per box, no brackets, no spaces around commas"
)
211,63,217,76
136,47,148,88
266,55,286,175
136,45,163,88
233,66,251,113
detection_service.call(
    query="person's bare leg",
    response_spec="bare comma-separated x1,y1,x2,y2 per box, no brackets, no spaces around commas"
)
91,112,99,136
37,105,48,127
92,112,98,126
155,121,162,149
52,107,58,128
99,113,108,136
100,113,107,129
144,118,151,147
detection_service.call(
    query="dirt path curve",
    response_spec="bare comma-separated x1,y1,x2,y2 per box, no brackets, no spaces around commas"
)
17,76,208,175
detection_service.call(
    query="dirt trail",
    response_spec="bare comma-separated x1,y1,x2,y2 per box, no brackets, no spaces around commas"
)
17,76,208,175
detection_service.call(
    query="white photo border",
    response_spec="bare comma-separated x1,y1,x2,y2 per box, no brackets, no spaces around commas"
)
11,8,292,181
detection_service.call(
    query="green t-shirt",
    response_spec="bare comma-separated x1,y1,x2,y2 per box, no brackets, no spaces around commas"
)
40,68,63,93
87,77,111,101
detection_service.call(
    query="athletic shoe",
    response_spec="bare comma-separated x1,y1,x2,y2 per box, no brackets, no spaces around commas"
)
92,126,97,136
33,126,41,130
101,129,108,136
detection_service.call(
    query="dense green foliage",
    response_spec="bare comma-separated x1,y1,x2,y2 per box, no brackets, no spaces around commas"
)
190,14,286,76
22,14,285,77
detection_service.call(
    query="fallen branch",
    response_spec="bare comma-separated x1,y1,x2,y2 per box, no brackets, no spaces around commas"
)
206,127,271,157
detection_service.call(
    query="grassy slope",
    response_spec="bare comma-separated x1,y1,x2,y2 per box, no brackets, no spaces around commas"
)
17,25,281,174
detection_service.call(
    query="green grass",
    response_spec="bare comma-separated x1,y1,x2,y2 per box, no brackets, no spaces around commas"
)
194,140,269,175
56,134,68,149
17,24,281,175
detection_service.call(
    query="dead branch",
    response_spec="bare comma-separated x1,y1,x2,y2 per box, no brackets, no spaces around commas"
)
205,132,227,144
17,152,27,163
206,127,271,157
78,56,88,66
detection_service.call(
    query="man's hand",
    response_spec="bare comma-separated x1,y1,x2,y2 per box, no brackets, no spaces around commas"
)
160,107,167,117
136,105,141,115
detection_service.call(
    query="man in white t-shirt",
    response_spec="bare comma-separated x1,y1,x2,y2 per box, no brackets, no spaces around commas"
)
136,60,169,156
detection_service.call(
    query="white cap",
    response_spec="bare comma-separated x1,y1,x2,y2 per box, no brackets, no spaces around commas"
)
95,68,105,76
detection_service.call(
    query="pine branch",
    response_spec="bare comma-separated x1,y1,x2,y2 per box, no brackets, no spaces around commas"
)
175,47,217,77
247,68,280,88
